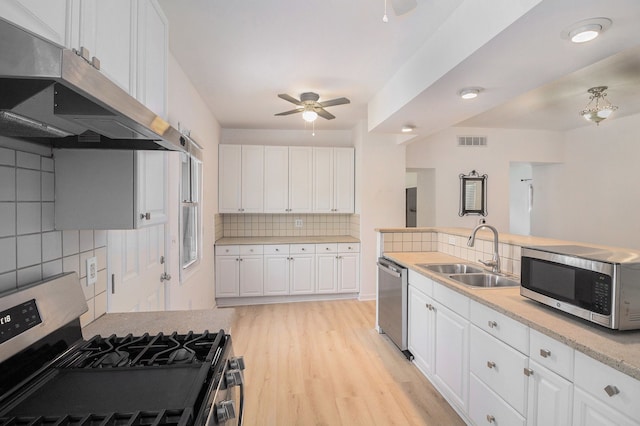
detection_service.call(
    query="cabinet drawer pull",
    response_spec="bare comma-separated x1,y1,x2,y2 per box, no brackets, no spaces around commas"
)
488,320,497,328
539,348,551,358
301,248,306,251
524,368,534,376
487,361,496,369
604,385,620,397
486,415,495,423
425,303,434,311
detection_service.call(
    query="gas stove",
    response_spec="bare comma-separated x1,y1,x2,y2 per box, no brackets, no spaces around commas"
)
0,273,244,425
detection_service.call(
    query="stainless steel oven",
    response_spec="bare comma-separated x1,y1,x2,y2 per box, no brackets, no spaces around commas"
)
521,245,640,330
0,273,244,425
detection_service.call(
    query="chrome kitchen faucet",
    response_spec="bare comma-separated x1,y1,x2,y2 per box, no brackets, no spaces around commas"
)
468,224,501,274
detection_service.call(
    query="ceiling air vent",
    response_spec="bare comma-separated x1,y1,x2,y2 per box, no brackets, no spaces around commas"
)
458,136,487,147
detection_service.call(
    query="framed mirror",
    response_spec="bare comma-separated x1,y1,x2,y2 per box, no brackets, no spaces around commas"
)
459,170,487,216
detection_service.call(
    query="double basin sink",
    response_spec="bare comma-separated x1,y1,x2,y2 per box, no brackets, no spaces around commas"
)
417,263,520,289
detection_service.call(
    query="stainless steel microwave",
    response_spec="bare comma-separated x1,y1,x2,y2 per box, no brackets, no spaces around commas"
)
521,245,640,330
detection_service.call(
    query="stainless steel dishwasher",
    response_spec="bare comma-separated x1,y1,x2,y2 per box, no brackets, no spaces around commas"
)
377,257,412,359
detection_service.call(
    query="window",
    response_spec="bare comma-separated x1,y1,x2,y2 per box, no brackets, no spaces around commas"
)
180,151,202,271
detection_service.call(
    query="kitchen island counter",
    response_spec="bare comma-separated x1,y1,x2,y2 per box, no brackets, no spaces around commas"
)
82,308,236,338
385,251,640,380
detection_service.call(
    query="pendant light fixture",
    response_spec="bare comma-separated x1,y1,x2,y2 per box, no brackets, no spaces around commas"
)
579,86,618,125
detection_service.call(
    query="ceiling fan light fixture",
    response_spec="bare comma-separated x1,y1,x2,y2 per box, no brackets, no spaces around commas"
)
401,125,415,133
459,87,482,100
302,108,318,122
563,18,611,43
579,86,618,125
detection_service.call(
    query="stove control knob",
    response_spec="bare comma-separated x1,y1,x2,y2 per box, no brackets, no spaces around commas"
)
216,400,236,423
225,369,244,387
229,356,245,370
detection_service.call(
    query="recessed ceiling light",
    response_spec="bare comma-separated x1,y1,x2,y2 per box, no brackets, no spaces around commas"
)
401,125,415,133
563,18,612,43
458,88,482,100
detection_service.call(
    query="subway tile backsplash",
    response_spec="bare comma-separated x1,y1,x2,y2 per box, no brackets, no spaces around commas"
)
0,147,107,327
221,213,358,238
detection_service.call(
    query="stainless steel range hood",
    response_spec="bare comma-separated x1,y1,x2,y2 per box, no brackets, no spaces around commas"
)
0,18,187,152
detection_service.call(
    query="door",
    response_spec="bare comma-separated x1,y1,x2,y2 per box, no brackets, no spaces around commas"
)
406,187,417,227
290,254,315,294
337,253,359,292
108,224,165,312
408,286,435,374
316,254,337,293
527,360,573,426
264,254,289,295
215,255,240,297
219,145,242,213
239,255,263,296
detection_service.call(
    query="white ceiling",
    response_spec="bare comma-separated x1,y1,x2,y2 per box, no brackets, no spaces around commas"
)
158,0,640,138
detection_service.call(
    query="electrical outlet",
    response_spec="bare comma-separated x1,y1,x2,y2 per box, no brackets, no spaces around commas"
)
294,219,303,228
448,236,456,245
86,256,97,286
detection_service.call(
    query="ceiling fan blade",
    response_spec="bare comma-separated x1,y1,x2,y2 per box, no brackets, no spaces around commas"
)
318,97,351,108
275,108,303,116
277,94,302,105
316,108,336,120
390,0,417,15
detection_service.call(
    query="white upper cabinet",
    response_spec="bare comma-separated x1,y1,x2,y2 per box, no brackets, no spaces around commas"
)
73,0,136,94
0,0,71,47
312,147,354,213
135,0,168,118
219,145,264,213
263,146,289,213
288,147,313,213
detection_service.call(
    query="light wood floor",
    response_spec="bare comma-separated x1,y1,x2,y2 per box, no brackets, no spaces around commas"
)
231,299,465,426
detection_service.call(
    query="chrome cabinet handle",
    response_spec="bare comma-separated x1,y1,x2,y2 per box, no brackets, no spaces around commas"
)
425,303,434,311
604,385,620,397
487,361,496,369
486,414,495,423
140,212,151,220
540,349,551,358
524,368,534,376
488,320,497,328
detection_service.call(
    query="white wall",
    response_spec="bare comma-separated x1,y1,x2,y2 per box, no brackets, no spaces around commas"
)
406,127,563,233
164,54,221,310
221,128,352,146
354,121,406,300
509,163,532,235
531,113,640,249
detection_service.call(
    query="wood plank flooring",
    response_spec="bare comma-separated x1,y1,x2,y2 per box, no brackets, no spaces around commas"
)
231,299,465,425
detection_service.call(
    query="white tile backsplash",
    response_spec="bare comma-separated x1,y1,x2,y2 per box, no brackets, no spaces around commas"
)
16,151,41,170
62,230,79,257
0,167,15,201
41,172,54,201
42,231,62,262
42,259,63,278
80,230,94,252
42,202,54,231
62,254,80,276
0,271,16,293
0,237,16,274
16,169,40,201
0,147,15,166
0,203,15,237
17,265,41,286
16,202,41,234
17,234,41,268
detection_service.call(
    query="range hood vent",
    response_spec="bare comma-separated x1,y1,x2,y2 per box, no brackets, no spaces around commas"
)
0,19,186,152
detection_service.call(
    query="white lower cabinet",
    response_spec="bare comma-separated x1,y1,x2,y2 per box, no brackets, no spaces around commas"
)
470,373,525,426
216,243,357,300
526,360,573,426
408,284,435,375
573,388,637,426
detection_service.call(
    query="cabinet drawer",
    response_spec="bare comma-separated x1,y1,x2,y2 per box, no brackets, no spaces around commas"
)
263,244,289,255
433,281,468,319
470,300,529,354
290,244,315,254
469,373,525,426
574,350,640,421
529,328,574,380
408,270,433,296
470,325,528,415
338,243,360,252
216,245,239,256
316,243,338,253
240,245,263,255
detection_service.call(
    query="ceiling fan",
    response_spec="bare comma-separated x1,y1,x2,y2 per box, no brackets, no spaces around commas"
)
275,92,351,122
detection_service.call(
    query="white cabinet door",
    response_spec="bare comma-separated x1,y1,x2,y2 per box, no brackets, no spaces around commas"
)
219,145,242,213
333,147,355,213
433,301,470,412
0,0,70,46
288,146,313,213
215,256,239,297
290,254,315,294
312,147,333,213
316,254,337,293
469,373,526,426
264,254,289,295
135,0,168,117
239,255,263,296
241,145,264,213
573,388,637,426
76,0,135,94
136,151,167,228
408,285,435,375
337,252,359,292
526,360,573,426
264,146,289,213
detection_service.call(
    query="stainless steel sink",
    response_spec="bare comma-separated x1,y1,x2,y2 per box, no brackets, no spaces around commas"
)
448,273,520,288
417,263,485,274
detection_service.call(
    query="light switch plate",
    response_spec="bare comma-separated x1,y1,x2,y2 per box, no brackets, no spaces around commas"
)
294,219,303,228
448,236,456,245
86,256,97,286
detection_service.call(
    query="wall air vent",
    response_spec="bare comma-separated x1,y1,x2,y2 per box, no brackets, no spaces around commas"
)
458,136,487,147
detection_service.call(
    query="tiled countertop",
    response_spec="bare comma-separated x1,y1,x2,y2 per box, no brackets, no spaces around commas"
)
215,235,360,245
82,308,236,338
384,251,640,380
